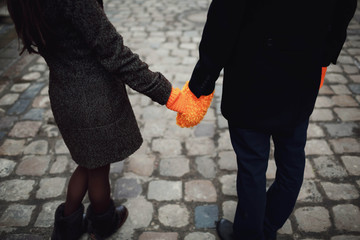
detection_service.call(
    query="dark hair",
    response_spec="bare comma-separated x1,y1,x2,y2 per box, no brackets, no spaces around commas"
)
6,0,52,55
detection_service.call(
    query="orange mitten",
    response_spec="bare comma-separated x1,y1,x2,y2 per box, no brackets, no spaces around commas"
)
166,87,187,114
320,67,327,89
176,82,214,128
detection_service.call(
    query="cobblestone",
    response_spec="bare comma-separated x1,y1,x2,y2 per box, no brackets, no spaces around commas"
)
195,205,218,229
218,151,237,171
341,156,360,175
331,236,360,240
305,139,333,155
330,84,352,94
222,200,237,222
294,207,331,232
0,180,35,201
128,154,155,177
34,201,63,228
147,180,182,201
114,178,142,199
8,121,41,138
138,232,178,240
0,204,36,227
0,94,19,106
158,204,189,228
0,0,359,239
334,107,360,121
15,156,50,176
333,204,360,232
219,174,237,196
124,197,153,228
313,156,348,178
310,109,334,121
320,182,359,200
49,156,68,174
36,177,66,199
323,122,358,137
195,156,217,179
23,140,48,155
329,137,360,153
0,158,16,177
307,123,325,138
152,138,182,157
185,180,217,202
159,157,190,177
185,232,216,240
298,180,323,203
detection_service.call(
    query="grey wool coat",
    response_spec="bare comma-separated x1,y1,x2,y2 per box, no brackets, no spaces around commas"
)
39,0,172,169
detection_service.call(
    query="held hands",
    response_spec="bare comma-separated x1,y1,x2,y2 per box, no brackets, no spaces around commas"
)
166,81,214,128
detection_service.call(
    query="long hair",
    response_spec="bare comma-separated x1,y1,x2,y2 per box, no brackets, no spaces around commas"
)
6,0,52,55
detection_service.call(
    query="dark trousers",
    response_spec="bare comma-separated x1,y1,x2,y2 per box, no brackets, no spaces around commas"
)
228,119,309,240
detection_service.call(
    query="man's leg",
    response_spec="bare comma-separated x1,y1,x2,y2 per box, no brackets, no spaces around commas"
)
263,120,309,239
229,125,271,240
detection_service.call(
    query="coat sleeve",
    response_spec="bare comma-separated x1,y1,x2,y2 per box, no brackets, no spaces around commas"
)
60,0,171,105
323,0,357,66
189,0,247,97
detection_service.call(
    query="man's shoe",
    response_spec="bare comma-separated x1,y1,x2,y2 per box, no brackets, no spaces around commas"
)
216,218,235,240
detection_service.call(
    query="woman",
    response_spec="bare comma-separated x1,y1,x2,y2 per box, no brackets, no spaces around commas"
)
6,0,199,239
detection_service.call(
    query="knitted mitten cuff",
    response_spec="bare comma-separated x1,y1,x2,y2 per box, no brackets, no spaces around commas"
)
166,87,185,113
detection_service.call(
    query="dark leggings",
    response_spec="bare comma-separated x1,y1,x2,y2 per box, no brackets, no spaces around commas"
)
64,164,111,216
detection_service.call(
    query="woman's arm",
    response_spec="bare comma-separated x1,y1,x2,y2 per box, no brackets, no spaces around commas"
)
61,0,171,104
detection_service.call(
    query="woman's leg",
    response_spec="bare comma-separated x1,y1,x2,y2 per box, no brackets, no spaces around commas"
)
87,164,111,214
64,166,89,216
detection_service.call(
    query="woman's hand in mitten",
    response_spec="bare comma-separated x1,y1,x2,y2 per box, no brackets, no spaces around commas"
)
176,81,214,128
166,87,187,114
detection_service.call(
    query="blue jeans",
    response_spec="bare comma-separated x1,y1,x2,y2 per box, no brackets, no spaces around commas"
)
228,120,309,240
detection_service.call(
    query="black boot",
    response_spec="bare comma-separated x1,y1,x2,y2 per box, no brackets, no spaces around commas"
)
51,203,86,240
85,199,128,240
216,218,236,240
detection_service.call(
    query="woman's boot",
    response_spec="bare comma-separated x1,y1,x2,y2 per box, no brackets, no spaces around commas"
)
51,203,86,240
85,199,128,240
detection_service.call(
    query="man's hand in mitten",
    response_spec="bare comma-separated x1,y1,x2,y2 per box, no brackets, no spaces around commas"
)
320,67,327,89
176,81,214,128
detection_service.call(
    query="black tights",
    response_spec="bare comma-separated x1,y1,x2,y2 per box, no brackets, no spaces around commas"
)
64,164,111,216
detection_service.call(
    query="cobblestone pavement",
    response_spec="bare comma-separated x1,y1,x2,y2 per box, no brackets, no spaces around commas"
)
0,0,360,239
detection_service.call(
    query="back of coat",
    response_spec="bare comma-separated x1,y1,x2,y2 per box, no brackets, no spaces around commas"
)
221,0,356,130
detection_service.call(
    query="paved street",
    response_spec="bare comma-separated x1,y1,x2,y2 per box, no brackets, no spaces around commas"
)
0,0,360,239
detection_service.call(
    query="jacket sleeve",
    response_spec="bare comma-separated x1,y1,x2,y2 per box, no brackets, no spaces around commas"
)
61,0,171,105
323,0,357,66
189,0,246,97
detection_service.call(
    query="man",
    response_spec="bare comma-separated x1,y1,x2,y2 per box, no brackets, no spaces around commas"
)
188,0,357,239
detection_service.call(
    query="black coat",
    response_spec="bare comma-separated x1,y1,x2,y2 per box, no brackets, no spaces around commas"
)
189,0,357,130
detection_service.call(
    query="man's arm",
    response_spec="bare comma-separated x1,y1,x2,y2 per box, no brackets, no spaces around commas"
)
189,0,247,97
323,0,357,66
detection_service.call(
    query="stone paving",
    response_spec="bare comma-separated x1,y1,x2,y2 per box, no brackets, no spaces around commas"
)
0,0,360,239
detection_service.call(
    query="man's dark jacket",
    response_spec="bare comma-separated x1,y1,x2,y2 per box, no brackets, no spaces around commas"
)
189,0,357,130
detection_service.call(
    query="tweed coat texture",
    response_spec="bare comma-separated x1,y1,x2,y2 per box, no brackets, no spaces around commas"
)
189,0,357,131
39,0,172,169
